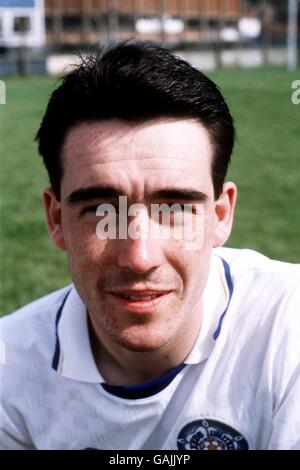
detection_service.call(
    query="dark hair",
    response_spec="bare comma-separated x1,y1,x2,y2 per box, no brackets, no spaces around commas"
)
36,41,235,200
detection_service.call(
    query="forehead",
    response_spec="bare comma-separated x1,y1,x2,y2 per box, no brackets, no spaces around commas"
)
61,118,214,195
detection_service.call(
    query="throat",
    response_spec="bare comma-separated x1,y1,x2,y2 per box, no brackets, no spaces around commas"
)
95,345,180,386
87,302,203,386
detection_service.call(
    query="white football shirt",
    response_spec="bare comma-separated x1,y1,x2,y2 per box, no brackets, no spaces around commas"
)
1,248,300,450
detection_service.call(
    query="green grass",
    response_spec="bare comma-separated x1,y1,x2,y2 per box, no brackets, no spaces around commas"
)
1,67,300,316
208,67,300,261
0,76,70,315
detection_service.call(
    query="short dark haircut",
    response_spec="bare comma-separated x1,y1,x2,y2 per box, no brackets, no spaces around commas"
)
36,41,235,200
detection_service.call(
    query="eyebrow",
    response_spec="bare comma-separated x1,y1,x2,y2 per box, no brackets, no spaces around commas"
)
152,188,208,202
66,185,208,205
66,186,123,204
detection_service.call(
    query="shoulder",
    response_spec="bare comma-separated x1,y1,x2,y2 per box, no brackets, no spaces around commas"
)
212,247,300,350
0,285,72,364
209,251,300,450
213,246,300,275
212,248,300,389
213,247,300,299
0,286,73,449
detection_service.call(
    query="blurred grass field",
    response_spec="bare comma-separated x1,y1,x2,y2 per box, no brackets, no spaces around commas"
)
1,66,300,316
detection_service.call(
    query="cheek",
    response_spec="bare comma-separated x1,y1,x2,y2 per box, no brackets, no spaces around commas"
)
164,241,209,293
62,214,98,251
63,219,111,274
169,216,214,293
203,203,217,244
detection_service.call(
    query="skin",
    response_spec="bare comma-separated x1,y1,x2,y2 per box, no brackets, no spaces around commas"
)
44,118,237,385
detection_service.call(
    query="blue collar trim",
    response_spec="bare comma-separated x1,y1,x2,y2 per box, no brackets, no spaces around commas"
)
52,290,72,371
101,363,186,399
213,256,234,340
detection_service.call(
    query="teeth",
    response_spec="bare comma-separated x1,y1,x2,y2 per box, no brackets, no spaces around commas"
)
122,294,159,301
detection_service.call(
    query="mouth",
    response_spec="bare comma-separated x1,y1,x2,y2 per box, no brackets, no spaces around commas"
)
108,290,171,313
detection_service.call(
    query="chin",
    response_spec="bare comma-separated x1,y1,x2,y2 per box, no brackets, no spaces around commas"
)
110,328,170,353
118,342,162,353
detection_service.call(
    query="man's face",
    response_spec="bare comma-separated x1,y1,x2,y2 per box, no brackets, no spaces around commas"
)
45,118,236,354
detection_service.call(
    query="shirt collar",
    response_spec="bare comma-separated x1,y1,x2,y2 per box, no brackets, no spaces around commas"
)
183,254,231,365
53,253,232,383
55,287,103,382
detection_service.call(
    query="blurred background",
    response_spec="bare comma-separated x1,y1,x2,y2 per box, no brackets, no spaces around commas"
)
0,0,299,315
0,0,299,73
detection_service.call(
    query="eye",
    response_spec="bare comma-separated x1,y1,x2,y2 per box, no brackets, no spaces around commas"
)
81,202,120,216
170,203,185,211
163,203,196,213
82,205,99,215
160,203,185,211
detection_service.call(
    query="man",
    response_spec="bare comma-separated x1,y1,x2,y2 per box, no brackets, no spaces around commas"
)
0,41,299,450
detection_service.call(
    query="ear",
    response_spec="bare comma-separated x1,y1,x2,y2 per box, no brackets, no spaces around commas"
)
43,188,67,251
213,182,237,248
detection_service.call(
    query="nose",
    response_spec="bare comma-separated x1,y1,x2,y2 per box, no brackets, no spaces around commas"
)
116,207,164,274
117,237,164,274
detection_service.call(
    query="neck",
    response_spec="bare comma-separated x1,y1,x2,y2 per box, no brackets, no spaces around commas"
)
88,307,202,386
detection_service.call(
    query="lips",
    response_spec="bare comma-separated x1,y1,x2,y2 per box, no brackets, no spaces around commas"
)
115,292,166,301
108,290,170,313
